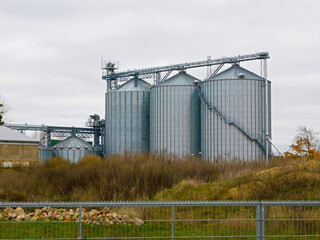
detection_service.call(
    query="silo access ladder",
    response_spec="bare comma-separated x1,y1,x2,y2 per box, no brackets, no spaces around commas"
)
197,87,266,152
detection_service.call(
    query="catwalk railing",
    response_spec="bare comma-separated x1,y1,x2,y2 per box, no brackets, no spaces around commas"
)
0,201,319,239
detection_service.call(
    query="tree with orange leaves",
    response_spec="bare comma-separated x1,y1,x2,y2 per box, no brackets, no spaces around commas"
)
285,126,320,157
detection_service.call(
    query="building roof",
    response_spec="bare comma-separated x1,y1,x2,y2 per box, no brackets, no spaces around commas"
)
115,77,151,91
156,71,199,86
0,126,39,143
53,135,95,150
206,64,265,81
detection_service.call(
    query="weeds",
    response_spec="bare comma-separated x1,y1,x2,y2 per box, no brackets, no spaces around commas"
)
0,154,319,202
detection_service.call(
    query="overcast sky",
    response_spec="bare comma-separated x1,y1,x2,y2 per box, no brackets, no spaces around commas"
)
1,0,320,152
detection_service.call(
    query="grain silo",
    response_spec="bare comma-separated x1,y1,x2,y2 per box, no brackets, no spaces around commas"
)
200,64,271,161
105,77,151,155
51,135,100,162
150,71,200,158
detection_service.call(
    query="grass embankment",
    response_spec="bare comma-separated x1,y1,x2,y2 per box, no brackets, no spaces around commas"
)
0,154,320,202
155,157,320,201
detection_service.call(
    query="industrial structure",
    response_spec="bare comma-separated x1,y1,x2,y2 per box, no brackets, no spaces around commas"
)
51,135,100,162
101,52,273,161
200,64,271,160
4,52,277,162
5,114,104,163
150,71,200,157
105,77,151,155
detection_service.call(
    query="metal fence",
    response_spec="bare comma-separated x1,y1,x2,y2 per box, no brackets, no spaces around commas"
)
0,201,320,239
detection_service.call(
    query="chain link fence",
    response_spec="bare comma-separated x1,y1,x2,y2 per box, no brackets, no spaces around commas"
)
0,201,319,239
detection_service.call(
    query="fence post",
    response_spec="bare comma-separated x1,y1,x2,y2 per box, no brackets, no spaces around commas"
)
256,202,265,240
79,205,82,239
171,205,175,240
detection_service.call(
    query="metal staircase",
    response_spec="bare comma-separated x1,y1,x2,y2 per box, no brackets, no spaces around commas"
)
197,87,266,152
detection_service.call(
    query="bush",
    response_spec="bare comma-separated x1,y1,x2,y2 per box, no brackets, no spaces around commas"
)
0,154,318,202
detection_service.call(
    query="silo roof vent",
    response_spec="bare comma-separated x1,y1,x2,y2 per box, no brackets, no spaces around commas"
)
53,135,94,150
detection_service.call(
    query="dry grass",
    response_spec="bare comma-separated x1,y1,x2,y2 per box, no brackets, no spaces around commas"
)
0,154,319,202
155,156,320,201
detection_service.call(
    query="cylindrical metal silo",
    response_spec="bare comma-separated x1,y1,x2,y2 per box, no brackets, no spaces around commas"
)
200,64,271,161
105,77,151,155
150,71,200,158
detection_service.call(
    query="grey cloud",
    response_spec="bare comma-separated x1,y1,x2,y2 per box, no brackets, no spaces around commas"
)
1,0,320,151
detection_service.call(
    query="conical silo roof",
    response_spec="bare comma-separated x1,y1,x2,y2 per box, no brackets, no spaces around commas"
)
156,71,199,86
53,135,94,150
115,77,151,91
206,64,265,81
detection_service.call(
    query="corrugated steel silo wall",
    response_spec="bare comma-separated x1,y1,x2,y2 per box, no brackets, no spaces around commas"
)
150,85,200,157
105,91,150,154
201,79,271,161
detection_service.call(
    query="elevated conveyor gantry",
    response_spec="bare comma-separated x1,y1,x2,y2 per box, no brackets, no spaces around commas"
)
5,124,100,148
102,52,269,90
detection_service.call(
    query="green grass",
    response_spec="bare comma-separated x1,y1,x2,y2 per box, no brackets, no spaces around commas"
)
0,220,256,239
2,220,319,239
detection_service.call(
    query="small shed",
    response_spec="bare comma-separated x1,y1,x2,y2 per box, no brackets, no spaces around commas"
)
0,126,39,166
51,135,100,163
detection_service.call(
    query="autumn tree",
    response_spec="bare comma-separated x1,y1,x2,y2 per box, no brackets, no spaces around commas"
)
285,126,320,157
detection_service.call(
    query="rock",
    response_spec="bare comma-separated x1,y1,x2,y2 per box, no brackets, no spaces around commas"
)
15,207,24,215
48,211,53,217
0,207,143,225
8,213,17,219
20,213,26,220
102,207,110,214
89,209,100,217
34,210,41,217
4,207,14,214
96,215,104,221
106,212,117,219
62,211,69,217
41,207,51,213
